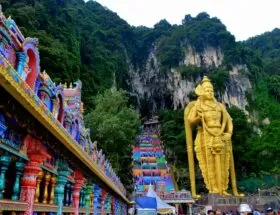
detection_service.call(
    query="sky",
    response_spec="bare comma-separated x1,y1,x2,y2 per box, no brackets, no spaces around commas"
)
95,0,280,41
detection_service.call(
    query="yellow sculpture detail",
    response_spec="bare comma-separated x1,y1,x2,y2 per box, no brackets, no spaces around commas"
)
184,76,241,198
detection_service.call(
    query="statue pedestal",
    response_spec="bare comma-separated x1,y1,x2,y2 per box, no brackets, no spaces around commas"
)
196,194,264,212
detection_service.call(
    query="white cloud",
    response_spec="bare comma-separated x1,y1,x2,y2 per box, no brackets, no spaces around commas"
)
94,0,280,41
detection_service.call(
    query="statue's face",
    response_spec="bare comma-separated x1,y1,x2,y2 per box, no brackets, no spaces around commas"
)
202,83,214,100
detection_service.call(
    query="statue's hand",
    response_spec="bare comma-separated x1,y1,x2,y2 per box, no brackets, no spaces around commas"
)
223,132,232,141
195,104,202,118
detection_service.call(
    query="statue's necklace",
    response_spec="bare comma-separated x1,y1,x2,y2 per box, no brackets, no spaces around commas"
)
203,101,218,109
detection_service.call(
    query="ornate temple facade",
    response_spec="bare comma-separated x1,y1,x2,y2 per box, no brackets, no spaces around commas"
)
0,8,127,215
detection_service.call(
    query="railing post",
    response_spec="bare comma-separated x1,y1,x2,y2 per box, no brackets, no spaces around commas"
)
0,154,11,199
72,170,85,215
12,159,25,200
84,185,93,215
55,160,73,215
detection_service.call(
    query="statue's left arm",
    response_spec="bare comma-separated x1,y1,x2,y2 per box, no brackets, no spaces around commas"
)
220,104,233,136
220,104,242,196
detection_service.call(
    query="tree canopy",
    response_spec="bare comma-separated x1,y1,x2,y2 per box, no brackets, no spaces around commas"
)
84,89,140,191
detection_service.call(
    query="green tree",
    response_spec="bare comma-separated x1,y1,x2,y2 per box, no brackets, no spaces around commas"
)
252,120,280,174
84,89,140,191
227,106,257,177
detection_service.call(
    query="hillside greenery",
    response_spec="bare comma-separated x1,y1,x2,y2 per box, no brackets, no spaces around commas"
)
245,29,280,101
2,0,137,108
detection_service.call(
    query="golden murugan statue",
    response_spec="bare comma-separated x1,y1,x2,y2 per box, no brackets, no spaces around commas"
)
184,76,242,198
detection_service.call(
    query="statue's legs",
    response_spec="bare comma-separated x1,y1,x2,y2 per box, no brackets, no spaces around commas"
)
229,150,240,196
210,136,231,195
207,148,216,193
214,154,222,194
195,132,218,193
195,132,211,192
220,140,231,195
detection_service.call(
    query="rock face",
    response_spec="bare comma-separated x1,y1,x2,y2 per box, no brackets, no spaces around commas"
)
126,45,252,112
183,45,223,67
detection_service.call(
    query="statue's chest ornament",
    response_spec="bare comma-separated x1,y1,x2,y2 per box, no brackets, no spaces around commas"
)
212,111,220,121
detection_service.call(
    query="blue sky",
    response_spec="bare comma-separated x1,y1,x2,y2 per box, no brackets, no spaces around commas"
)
95,0,280,41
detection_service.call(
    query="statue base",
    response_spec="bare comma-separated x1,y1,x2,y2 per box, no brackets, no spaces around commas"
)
196,193,264,212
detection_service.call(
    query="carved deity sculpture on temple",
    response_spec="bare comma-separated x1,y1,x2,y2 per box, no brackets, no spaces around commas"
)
91,141,97,163
97,149,102,167
184,76,242,198
22,56,31,81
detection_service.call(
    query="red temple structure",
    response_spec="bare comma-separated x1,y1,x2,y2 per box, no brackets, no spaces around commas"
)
0,6,128,215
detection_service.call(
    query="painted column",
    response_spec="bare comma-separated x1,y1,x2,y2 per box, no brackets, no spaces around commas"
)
105,194,111,214
69,183,74,206
111,196,115,215
119,201,122,215
12,159,25,200
16,52,27,77
19,135,50,215
93,184,101,215
114,198,119,215
117,199,121,215
0,154,11,199
72,170,85,215
84,185,93,215
19,153,49,215
79,187,84,207
55,160,73,215
101,189,107,215
120,202,127,215
90,184,95,211
64,183,71,206
121,202,124,215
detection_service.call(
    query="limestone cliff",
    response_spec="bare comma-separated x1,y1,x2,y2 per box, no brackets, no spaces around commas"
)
126,45,252,112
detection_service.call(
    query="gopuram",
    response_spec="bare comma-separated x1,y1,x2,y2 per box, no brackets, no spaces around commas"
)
0,8,128,215
184,76,242,199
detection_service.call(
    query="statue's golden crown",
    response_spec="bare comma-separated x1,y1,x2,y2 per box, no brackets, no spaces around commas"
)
200,76,211,85
195,76,212,96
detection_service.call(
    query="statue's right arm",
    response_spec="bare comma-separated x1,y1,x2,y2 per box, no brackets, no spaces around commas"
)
184,101,198,198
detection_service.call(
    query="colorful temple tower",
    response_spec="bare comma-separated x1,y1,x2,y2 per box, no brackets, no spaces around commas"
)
132,118,194,214
0,7,127,215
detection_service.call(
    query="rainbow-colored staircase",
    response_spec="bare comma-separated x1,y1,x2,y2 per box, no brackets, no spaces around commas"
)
132,120,194,208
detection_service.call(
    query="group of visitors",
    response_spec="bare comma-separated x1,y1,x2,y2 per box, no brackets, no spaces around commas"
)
253,208,280,215
206,208,229,215
205,206,280,215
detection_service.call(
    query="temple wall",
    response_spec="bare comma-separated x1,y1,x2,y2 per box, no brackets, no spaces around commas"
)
0,9,127,215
